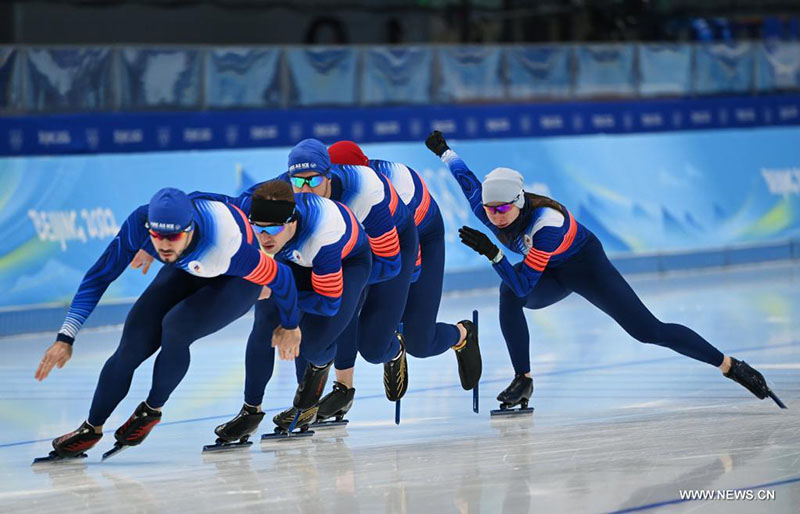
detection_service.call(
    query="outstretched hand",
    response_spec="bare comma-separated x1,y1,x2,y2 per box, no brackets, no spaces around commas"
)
458,226,500,261
130,249,154,275
425,130,450,157
35,341,73,381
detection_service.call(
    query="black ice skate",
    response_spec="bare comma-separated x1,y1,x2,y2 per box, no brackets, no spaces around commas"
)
261,406,317,444
384,332,408,402
32,421,102,465
725,357,787,409
294,360,333,411
453,318,482,391
312,381,355,429
102,401,162,460
203,404,266,452
491,375,535,417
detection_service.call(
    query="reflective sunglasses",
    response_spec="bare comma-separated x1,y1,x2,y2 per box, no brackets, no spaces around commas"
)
251,222,287,236
290,175,326,189
484,202,516,215
148,229,189,242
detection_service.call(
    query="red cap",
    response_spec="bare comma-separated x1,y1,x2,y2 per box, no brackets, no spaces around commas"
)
328,140,369,166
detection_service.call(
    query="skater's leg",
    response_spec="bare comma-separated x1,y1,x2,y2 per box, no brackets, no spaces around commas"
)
498,264,571,375
299,250,372,366
87,266,194,427
146,276,262,408
243,298,283,407
559,234,724,367
401,214,460,358
330,288,368,387
356,219,417,364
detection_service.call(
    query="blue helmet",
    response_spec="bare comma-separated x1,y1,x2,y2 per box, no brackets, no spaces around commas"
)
147,187,194,233
287,138,331,176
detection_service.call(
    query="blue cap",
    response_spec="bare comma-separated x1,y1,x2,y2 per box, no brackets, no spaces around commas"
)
287,139,331,176
147,187,194,234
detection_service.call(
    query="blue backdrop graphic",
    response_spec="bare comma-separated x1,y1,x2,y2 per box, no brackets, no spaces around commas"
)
1,127,799,309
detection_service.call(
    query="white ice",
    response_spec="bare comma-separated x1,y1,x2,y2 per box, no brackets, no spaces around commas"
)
0,262,798,513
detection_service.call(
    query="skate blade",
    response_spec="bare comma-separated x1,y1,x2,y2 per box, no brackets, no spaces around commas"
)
31,451,88,466
310,419,349,429
101,444,129,461
202,440,253,453
490,407,535,417
768,390,788,409
260,429,315,443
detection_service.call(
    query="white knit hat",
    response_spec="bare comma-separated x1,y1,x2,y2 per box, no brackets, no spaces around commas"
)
482,167,525,208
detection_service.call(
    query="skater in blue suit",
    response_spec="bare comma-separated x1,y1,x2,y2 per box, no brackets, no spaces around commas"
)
425,130,784,412
36,187,299,459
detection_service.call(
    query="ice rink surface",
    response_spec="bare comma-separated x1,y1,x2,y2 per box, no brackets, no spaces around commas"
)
1,262,798,513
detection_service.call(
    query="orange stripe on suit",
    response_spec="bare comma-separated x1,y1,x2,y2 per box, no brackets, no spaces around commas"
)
244,252,278,285
341,205,360,258
231,205,253,244
386,180,399,215
368,227,400,257
523,212,578,273
312,270,344,298
413,171,431,226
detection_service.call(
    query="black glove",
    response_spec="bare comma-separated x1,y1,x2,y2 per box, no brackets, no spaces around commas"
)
458,226,500,262
425,130,450,157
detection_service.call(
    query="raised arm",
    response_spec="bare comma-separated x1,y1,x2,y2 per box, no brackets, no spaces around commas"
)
425,131,493,230
57,205,151,345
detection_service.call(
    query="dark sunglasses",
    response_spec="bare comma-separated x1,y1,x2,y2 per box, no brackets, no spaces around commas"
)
251,222,287,236
484,202,516,215
290,175,326,189
148,229,189,242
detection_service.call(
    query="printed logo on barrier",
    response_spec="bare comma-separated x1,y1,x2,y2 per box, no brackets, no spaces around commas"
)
690,110,712,125
519,114,532,132
623,113,633,130
374,121,401,136
113,129,143,145
571,114,584,132
432,120,456,133
539,115,563,130
718,108,729,125
466,117,479,136
761,167,800,195
37,130,71,146
226,125,239,146
9,129,23,151
184,127,213,143
485,118,510,133
86,129,100,149
28,207,119,251
778,105,799,121
640,113,663,128
290,123,303,141
735,108,756,123
158,127,172,147
591,114,615,129
352,121,364,140
250,125,278,140
409,119,423,137
672,111,683,128
313,123,340,138
763,107,773,124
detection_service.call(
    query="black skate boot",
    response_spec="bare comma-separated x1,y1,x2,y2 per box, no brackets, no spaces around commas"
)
453,319,482,390
313,381,355,428
261,406,318,443
33,421,103,464
294,360,333,411
102,401,162,460
384,332,408,402
203,404,265,452
725,357,787,409
491,375,535,417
